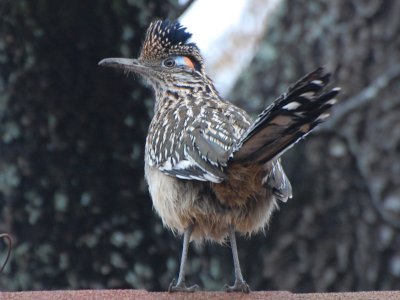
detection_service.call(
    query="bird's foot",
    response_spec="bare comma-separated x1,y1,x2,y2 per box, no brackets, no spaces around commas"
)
168,278,199,293
224,279,250,293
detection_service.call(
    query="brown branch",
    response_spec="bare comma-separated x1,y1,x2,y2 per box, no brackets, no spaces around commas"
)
321,64,400,130
337,131,400,230
313,65,400,228
0,233,12,273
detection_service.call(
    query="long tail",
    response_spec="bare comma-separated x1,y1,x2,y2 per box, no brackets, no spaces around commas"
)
233,67,340,164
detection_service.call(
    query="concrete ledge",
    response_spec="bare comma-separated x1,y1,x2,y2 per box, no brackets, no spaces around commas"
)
1,290,399,300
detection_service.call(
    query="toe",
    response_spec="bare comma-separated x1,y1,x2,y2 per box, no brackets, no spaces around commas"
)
225,281,250,293
169,279,199,293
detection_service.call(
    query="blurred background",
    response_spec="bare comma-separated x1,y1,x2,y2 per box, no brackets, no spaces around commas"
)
1,0,400,292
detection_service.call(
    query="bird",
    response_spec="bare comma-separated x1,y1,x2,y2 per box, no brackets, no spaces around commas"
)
99,19,340,293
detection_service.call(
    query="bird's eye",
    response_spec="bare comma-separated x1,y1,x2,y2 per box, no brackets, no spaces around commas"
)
163,58,176,68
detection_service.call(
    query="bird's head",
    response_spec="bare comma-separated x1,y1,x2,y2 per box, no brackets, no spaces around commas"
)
99,20,206,91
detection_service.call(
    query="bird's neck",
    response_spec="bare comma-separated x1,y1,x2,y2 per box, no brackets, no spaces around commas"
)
152,75,221,113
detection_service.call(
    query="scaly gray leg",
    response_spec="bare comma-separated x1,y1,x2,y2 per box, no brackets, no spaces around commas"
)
169,225,199,292
225,227,250,293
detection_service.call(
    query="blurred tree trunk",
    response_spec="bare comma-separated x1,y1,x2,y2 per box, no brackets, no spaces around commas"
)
229,0,400,292
0,0,182,291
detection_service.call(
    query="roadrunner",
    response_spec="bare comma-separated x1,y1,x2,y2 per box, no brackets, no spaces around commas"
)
99,20,340,293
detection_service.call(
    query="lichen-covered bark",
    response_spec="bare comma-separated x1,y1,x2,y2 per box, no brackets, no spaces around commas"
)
229,0,400,292
0,0,181,291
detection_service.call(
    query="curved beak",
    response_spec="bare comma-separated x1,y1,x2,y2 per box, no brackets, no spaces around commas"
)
98,58,148,74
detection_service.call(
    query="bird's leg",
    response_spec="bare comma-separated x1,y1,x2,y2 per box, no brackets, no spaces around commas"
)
169,224,199,292
225,227,250,293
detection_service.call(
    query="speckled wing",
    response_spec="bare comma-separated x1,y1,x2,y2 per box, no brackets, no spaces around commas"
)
146,102,251,183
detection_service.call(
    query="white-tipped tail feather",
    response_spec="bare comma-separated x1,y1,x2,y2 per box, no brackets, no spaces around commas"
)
232,67,340,164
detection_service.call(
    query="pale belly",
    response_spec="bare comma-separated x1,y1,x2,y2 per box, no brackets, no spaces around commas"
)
144,162,277,243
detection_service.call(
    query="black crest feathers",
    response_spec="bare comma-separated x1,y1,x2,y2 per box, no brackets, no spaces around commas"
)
140,20,202,64
155,20,192,47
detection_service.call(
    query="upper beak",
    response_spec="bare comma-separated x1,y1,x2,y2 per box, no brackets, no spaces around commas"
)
98,58,147,74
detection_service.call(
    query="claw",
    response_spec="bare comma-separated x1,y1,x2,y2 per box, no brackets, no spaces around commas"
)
168,278,199,293
225,280,250,293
